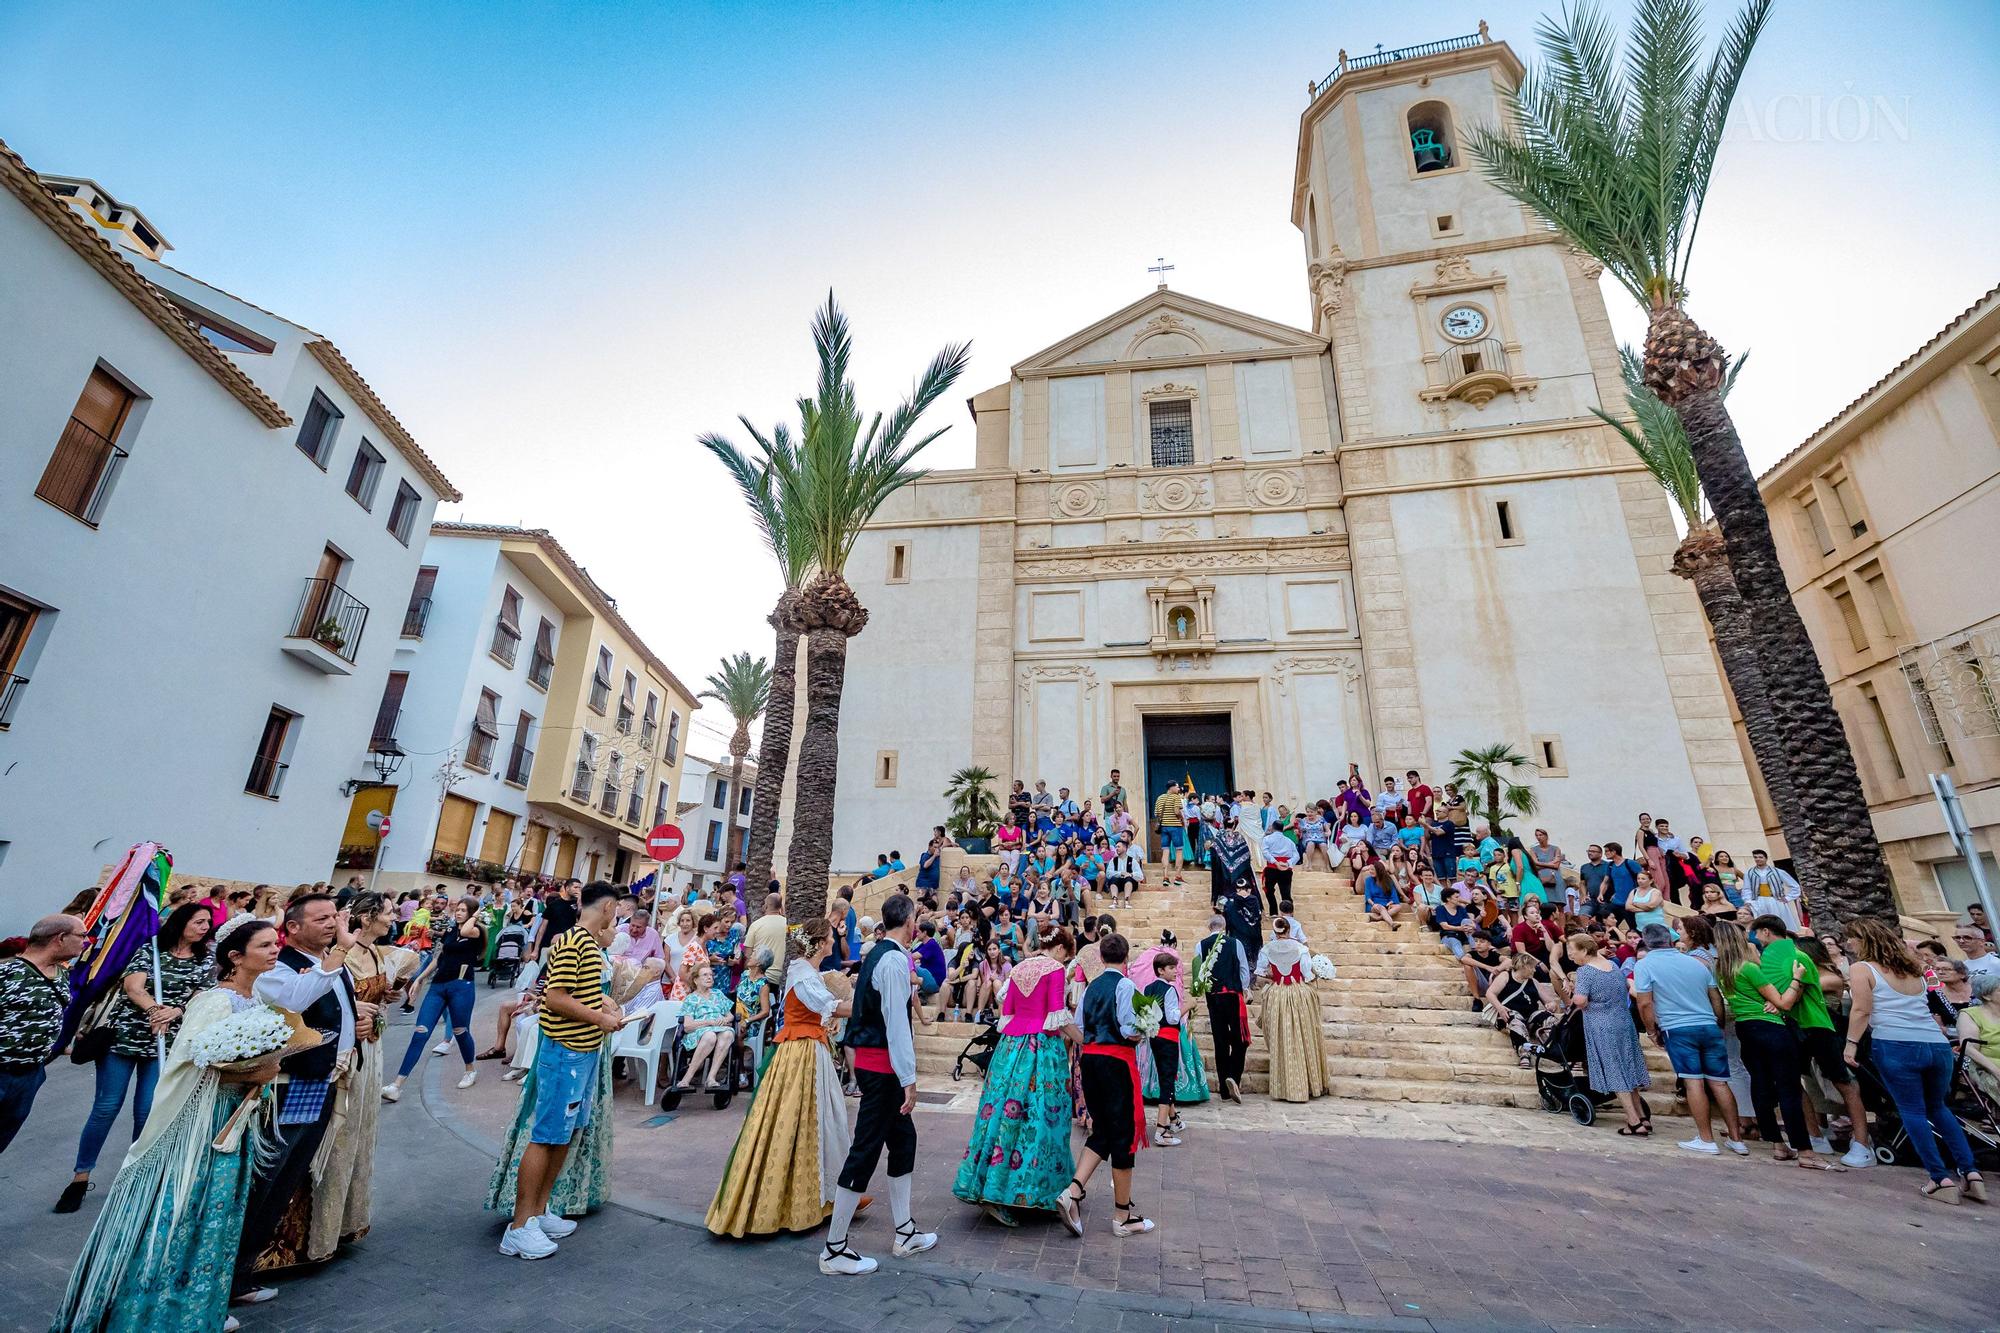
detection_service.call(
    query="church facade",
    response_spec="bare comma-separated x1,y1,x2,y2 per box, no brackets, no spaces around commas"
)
829,29,1761,869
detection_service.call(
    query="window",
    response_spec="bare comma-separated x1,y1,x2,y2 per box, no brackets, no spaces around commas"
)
1903,665,1955,767
0,591,40,727
1861,566,1903,641
589,647,613,713
296,390,342,467
705,820,724,861
641,691,659,745
371,671,408,748
1407,101,1456,172
1858,683,1905,782
712,777,728,810
1531,734,1567,777
506,711,536,785
465,689,501,772
1959,644,2000,736
1147,399,1193,468
386,482,421,545
617,671,637,734
403,566,437,638
627,765,646,824
600,752,623,815
1831,585,1869,653
528,619,557,689
38,366,137,526
1830,473,1867,537
1799,495,1835,556
664,711,681,762
1432,213,1459,237
571,732,598,799
165,299,274,355
875,750,899,788
738,784,752,817
343,440,386,509
245,706,295,798
491,586,523,666
1493,498,1522,546
653,780,671,829
888,540,911,584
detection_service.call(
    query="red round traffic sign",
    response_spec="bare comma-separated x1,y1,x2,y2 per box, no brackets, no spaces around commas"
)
646,823,684,860
377,815,391,838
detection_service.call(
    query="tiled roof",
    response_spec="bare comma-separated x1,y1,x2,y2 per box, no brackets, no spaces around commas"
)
306,340,461,501
428,522,698,704
0,136,290,428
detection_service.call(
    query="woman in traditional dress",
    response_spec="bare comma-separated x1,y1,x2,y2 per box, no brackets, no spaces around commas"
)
52,916,285,1333
706,919,854,1236
1131,931,1208,1110
953,928,1076,1226
485,910,616,1220
1254,917,1328,1102
1207,820,1253,906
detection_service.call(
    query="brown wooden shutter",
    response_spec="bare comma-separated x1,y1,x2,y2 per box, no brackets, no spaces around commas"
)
518,822,548,876
479,810,516,865
433,793,479,855
553,833,578,879
73,368,134,439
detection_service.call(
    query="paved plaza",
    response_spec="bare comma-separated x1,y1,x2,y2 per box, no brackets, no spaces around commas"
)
5,991,1992,1332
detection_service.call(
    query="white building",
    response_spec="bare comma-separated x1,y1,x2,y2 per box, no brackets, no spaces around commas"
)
668,752,754,898
0,142,460,918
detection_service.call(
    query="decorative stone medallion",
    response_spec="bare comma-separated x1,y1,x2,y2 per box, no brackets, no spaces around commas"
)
1052,481,1105,518
1250,469,1302,507
1140,475,1209,513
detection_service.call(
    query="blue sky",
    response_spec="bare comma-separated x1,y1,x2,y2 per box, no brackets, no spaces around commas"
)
6,0,1996,752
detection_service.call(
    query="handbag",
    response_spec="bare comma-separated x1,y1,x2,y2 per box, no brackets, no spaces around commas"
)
68,984,121,1064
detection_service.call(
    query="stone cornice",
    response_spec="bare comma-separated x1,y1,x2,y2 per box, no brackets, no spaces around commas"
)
1015,535,1350,582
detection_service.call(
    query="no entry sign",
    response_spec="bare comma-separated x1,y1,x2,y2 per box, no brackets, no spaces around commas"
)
646,822,684,860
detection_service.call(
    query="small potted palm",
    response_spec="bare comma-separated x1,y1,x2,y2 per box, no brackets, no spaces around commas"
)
942,765,1001,855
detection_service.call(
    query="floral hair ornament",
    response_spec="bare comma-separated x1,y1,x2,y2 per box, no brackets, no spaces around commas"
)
214,912,267,950
787,924,812,951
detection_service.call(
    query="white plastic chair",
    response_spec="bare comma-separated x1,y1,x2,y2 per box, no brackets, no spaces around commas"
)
610,999,677,1104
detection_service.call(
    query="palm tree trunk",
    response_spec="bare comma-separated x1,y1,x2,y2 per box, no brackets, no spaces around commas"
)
782,575,870,927
1486,779,1502,838
1648,310,1896,922
744,591,799,906
1673,529,1813,902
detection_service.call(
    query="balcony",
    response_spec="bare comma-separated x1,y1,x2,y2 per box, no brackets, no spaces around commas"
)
528,652,554,690
490,622,520,668
401,597,432,639
616,707,634,735
1420,337,1536,409
588,679,611,713
369,705,401,750
570,765,595,800
1310,28,1488,99
284,577,369,675
0,671,26,727
36,417,127,526
599,782,621,816
245,754,289,799
506,745,535,786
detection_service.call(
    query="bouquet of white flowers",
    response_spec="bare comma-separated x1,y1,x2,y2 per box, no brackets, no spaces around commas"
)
188,1003,296,1071
1129,991,1164,1041
1190,937,1220,999
1308,954,1338,982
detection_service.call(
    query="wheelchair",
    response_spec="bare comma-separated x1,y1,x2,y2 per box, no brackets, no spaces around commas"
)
658,1010,742,1112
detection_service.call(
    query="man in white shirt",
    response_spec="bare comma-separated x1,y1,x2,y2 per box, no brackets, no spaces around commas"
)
1954,927,2000,989
1260,827,1296,915
1104,842,1145,906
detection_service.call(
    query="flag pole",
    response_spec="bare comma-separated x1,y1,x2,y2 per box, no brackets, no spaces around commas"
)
151,850,169,1064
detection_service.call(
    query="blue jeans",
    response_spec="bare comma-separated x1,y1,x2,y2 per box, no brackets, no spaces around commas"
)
0,1065,47,1154
396,977,477,1078
74,1051,161,1173
1871,1037,1978,1183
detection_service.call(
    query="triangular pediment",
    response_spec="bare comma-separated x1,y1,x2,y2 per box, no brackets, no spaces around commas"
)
1012,288,1324,376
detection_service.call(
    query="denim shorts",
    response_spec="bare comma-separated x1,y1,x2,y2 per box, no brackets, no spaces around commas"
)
1663,1023,1730,1081
1159,826,1185,853
529,1040,600,1145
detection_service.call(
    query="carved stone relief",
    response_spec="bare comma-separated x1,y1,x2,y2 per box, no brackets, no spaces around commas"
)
1139,475,1210,513
1051,480,1106,518
1249,469,1303,507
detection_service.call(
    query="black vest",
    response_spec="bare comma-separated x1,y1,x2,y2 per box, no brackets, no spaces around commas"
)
1144,977,1178,1027
1080,970,1133,1045
842,938,904,1051
277,945,352,1081
1200,932,1246,992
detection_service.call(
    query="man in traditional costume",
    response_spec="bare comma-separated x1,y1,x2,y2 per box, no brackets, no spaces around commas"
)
821,892,934,1275
1055,932,1155,1238
1197,913,1252,1104
706,918,853,1236
233,893,367,1307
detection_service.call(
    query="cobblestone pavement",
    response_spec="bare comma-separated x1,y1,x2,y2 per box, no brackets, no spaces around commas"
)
4,991,1992,1331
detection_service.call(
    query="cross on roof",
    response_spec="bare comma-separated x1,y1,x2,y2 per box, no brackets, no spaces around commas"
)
1148,256,1175,288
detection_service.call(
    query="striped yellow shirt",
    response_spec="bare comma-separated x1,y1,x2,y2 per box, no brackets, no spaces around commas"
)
537,926,607,1051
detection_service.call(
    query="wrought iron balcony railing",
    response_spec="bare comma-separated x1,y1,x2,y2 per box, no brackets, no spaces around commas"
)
289,577,369,665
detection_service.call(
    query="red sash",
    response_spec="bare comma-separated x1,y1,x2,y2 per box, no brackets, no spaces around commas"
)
1155,1026,1181,1043
1083,1043,1146,1156
851,1046,892,1074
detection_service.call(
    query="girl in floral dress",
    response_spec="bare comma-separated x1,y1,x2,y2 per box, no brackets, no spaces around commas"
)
953,931,1077,1227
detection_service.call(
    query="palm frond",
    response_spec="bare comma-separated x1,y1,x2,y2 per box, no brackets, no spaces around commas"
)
700,651,772,723
1592,341,1748,527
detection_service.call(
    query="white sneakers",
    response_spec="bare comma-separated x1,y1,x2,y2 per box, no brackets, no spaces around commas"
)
892,1221,938,1257
819,1241,878,1276
457,1069,478,1090
380,1084,401,1103
433,1040,452,1056
1841,1143,1877,1168
532,1211,577,1238
1810,1135,1835,1155
1678,1137,1721,1155
499,1224,557,1260
1724,1139,1750,1156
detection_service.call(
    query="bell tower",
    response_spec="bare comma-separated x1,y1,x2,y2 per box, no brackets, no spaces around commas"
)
1290,25,1764,856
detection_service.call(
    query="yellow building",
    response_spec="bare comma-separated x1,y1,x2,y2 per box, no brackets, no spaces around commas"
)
1737,284,2000,923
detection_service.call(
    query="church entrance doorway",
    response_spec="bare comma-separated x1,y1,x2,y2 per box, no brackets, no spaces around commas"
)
1142,712,1234,837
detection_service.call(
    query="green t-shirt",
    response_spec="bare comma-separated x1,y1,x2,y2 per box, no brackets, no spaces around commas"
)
1758,938,1832,1031
1724,957,1777,1026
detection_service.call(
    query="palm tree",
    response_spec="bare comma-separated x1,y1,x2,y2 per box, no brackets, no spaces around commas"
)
942,766,1002,847
1593,347,1812,900
1468,0,1895,921
700,427,811,907
1449,744,1539,839
699,652,771,872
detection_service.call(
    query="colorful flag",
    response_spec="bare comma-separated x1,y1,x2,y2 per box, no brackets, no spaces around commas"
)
57,841,171,1051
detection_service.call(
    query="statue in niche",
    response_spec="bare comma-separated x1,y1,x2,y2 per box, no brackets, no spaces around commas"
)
1172,608,1192,640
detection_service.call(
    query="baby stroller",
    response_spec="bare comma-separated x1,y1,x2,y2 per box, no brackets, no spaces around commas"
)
658,1009,742,1112
951,1021,1002,1081
1857,1047,2000,1171
1531,1006,1623,1125
488,923,529,988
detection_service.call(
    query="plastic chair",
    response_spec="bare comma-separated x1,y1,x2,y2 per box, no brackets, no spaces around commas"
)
611,999,677,1104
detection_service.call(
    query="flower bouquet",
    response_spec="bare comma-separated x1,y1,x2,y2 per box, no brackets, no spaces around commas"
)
189,1003,322,1072
1308,954,1338,982
1130,991,1164,1041
1189,936,1220,999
